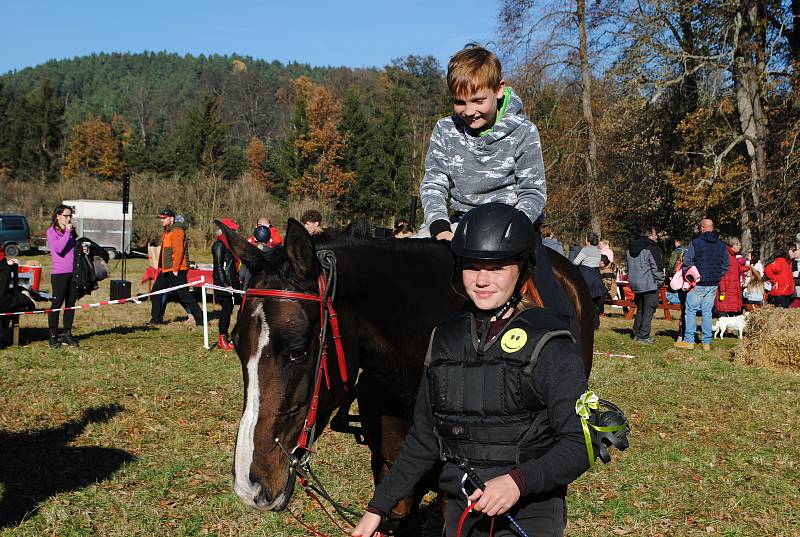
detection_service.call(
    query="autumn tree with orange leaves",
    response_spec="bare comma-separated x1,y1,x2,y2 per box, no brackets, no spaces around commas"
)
287,77,355,202
245,137,270,187
61,118,125,179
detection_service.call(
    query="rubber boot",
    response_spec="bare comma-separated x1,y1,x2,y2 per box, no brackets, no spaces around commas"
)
62,331,79,347
49,330,61,349
218,334,234,351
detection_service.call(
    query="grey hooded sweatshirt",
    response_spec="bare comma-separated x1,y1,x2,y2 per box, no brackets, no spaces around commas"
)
420,87,546,236
626,237,665,293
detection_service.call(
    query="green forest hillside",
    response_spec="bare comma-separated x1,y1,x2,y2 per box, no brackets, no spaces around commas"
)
0,52,446,241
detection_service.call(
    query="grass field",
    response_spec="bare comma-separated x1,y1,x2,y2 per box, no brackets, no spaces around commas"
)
1,255,798,536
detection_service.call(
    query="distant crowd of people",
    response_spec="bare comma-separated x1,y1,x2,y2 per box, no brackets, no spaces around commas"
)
541,218,800,349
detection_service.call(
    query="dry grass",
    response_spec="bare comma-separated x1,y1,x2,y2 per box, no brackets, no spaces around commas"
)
1,263,798,536
0,173,333,250
733,307,800,372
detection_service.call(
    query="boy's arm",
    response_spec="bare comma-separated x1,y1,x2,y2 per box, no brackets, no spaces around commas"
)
514,124,547,223
420,122,453,237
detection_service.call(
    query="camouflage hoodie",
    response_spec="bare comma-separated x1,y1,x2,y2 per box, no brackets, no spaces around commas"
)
420,87,546,235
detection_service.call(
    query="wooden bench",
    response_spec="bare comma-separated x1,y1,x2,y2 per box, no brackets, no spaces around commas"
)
604,286,681,320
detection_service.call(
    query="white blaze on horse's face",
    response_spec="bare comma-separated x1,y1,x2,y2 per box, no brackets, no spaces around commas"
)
233,303,271,508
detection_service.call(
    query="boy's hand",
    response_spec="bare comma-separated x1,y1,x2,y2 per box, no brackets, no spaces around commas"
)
436,231,454,241
350,511,382,536
467,474,520,516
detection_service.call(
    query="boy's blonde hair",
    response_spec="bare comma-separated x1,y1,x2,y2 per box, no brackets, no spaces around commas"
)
447,46,502,97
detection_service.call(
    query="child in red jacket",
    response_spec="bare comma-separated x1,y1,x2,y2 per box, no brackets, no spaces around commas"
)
764,242,799,308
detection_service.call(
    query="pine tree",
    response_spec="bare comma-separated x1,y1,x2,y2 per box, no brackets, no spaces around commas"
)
265,84,309,198
369,84,414,222
339,86,377,217
175,94,243,179
11,79,66,182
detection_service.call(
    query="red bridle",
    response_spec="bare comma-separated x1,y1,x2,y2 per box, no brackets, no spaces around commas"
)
243,273,348,452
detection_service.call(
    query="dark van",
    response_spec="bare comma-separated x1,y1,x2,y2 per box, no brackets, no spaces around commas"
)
0,213,31,257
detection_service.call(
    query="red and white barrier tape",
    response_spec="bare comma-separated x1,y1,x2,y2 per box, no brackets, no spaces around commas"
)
202,283,246,295
0,279,205,317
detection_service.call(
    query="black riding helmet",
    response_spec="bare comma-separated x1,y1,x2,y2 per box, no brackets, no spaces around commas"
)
451,202,536,260
451,203,536,320
591,399,631,464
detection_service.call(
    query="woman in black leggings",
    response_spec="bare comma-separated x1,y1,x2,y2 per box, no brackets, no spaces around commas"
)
212,218,241,351
46,204,79,348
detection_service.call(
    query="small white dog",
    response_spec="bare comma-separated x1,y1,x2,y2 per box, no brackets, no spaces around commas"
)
712,312,750,339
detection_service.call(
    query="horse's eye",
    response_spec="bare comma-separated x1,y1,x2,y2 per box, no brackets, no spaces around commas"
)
289,349,308,362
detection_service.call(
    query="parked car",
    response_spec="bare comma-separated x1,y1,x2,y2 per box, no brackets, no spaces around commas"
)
0,213,31,257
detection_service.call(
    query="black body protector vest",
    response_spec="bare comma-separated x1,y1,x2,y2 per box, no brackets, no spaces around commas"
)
426,307,574,467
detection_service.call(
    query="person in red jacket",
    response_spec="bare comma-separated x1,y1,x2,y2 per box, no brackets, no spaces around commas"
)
764,242,799,308
246,217,283,248
715,237,748,315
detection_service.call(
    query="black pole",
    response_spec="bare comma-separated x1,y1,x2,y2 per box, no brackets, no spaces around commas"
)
409,195,418,230
121,174,130,280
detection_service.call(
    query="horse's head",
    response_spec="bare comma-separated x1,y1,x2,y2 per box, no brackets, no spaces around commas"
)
218,219,324,511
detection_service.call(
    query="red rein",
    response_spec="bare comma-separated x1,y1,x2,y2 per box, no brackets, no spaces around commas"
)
243,273,348,452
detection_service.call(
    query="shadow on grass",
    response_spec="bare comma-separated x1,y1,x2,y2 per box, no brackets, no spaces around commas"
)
611,327,634,337
0,404,135,527
656,328,681,339
17,325,159,345
78,325,159,338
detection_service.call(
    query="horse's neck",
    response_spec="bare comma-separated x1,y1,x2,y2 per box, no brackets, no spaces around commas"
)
332,242,449,302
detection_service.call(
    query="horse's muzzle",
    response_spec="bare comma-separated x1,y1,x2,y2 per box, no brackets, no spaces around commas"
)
240,469,296,511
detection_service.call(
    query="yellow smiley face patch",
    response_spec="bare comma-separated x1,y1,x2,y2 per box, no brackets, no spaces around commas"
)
501,328,528,353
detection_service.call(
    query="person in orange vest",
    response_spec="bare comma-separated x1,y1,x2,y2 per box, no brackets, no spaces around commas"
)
147,208,202,326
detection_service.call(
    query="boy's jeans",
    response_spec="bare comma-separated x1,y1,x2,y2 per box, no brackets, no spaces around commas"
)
684,285,718,344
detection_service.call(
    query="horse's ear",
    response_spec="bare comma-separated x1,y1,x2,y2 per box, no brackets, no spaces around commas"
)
214,220,266,270
284,218,317,280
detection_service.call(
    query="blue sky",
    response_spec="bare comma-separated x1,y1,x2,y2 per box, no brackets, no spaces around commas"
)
0,1,500,74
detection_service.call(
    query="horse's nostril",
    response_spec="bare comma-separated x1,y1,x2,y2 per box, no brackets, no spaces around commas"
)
255,485,273,505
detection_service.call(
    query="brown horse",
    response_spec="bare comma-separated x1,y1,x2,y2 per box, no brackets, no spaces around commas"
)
222,219,593,520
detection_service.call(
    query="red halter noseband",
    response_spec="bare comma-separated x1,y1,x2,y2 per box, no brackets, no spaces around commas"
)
243,271,348,451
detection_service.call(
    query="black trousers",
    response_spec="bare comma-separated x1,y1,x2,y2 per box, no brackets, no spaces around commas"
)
677,289,688,339
768,294,792,308
215,291,234,335
49,273,78,332
150,270,201,324
633,290,659,339
445,494,566,537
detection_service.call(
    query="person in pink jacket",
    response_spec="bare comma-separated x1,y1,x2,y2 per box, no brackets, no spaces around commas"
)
45,204,79,348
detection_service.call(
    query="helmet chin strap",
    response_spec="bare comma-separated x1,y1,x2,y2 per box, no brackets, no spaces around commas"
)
490,292,521,321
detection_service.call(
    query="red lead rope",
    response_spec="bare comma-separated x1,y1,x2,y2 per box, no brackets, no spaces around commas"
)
243,273,349,453
457,503,495,537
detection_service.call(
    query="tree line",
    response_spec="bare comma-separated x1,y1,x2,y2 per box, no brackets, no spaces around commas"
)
0,52,446,229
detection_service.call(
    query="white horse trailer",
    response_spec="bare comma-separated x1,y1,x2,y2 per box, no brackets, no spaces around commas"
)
62,199,133,257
